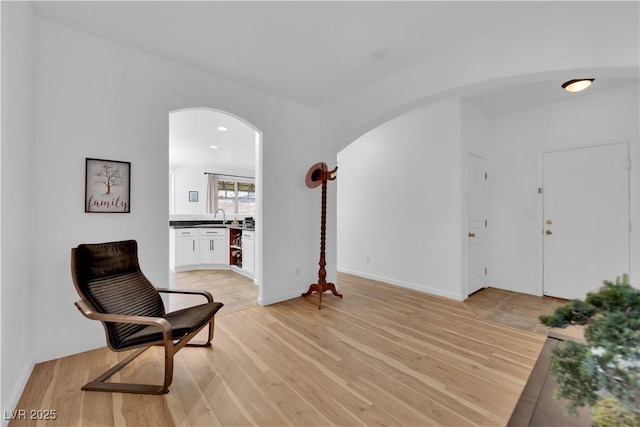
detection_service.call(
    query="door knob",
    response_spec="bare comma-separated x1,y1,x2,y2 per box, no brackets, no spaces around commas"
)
468,232,476,238
545,230,553,235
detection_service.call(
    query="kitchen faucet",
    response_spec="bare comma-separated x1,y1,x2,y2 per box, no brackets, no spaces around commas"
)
214,208,226,224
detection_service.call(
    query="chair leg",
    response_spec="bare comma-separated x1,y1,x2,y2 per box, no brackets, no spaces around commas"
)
82,346,172,395
206,317,215,344
163,342,174,391
186,317,215,347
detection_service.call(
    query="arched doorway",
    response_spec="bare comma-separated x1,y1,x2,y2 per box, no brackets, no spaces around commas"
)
168,108,262,308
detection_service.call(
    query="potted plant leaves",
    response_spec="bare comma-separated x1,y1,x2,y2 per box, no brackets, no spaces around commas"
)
539,274,640,426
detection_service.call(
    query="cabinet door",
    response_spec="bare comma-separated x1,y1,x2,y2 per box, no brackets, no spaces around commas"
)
242,232,255,274
175,236,198,267
199,235,227,265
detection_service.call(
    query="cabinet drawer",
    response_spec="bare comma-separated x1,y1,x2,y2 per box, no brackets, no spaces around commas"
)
175,229,197,237
200,229,226,236
243,230,255,239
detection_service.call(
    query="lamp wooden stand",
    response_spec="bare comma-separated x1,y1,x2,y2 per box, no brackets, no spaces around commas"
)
301,162,343,309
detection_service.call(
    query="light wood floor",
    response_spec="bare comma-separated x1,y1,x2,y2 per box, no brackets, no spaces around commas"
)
168,270,258,315
11,273,546,427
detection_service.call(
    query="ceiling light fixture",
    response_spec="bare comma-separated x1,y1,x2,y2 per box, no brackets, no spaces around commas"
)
217,126,228,131
561,78,594,93
209,145,218,149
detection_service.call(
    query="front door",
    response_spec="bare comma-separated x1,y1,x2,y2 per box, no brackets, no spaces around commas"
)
542,142,630,300
468,154,487,295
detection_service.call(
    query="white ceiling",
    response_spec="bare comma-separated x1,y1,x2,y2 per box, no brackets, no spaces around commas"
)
33,1,552,109
169,109,256,172
465,76,640,117
32,1,639,173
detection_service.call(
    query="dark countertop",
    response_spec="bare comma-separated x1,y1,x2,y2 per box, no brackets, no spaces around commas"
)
170,220,224,228
170,220,254,230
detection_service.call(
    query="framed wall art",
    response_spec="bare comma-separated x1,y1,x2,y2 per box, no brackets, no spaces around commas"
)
189,191,199,202
85,158,131,213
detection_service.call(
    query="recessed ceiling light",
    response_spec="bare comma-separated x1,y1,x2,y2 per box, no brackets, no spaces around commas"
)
209,145,218,149
561,79,594,93
217,126,228,131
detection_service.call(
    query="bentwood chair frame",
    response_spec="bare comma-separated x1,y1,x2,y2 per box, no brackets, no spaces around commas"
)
71,240,223,395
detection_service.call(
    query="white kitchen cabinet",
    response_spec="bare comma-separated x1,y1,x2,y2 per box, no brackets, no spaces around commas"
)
171,228,198,270
170,227,229,272
199,229,227,266
242,230,255,275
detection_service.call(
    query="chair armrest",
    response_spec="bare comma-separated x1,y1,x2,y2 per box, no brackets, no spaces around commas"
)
156,288,214,303
74,300,172,338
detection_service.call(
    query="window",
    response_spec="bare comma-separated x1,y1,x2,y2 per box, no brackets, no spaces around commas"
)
217,180,236,213
218,179,255,214
237,181,256,214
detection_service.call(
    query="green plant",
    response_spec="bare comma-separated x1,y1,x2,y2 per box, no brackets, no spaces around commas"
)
539,274,640,418
591,397,640,427
539,299,596,327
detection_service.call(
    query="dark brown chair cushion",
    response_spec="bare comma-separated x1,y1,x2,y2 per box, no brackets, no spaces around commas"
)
120,302,223,348
74,240,222,350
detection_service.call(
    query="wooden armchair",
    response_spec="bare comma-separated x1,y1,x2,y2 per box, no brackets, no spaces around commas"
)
71,239,224,395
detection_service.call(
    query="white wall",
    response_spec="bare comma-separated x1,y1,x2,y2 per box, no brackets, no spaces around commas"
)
461,102,490,160
488,84,640,295
336,99,492,300
171,165,208,215
1,2,35,417
337,99,465,300
25,16,321,367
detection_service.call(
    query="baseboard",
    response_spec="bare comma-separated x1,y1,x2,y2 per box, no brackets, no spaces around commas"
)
229,265,254,279
171,264,230,273
258,288,308,306
337,268,466,301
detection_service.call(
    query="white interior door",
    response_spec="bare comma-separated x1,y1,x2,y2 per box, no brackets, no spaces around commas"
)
468,154,487,295
543,142,630,300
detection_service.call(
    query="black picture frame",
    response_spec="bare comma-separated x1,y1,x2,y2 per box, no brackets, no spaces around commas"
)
85,158,131,213
189,191,199,202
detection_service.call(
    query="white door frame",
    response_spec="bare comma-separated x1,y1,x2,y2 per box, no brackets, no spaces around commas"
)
535,137,640,296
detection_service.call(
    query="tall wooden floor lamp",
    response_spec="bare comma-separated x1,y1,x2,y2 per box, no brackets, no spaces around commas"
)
302,162,343,309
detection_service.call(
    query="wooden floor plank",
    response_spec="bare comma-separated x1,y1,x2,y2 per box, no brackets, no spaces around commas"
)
10,272,545,426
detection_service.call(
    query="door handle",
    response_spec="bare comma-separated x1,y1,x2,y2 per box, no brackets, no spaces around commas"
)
468,232,476,238
545,230,553,235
